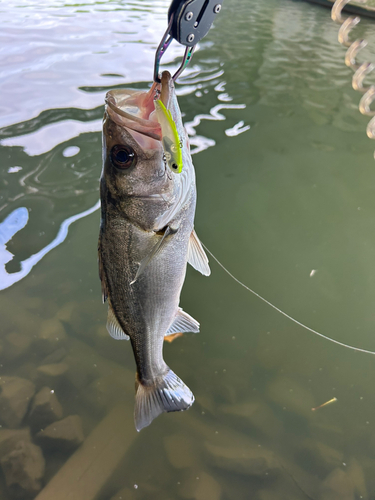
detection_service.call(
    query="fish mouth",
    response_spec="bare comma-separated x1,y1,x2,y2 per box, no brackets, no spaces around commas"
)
105,72,173,142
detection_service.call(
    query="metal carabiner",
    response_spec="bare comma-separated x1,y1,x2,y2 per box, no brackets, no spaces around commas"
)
154,15,195,83
154,16,174,83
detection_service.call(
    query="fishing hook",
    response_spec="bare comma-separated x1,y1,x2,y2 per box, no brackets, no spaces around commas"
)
154,15,174,83
332,0,375,157
153,14,195,83
158,154,169,178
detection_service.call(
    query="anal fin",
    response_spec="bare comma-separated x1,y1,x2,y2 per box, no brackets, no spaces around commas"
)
166,307,199,335
107,305,130,340
187,229,211,276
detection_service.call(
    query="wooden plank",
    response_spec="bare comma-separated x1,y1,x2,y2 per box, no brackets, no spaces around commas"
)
35,404,136,500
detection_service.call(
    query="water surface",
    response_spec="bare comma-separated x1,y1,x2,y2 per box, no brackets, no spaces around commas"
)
1,0,375,498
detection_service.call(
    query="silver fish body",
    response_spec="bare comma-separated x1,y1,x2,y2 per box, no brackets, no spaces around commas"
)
98,72,210,431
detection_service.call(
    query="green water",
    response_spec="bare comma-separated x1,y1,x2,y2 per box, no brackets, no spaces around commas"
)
1,0,375,498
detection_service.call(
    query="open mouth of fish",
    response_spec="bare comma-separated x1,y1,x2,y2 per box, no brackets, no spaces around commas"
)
104,72,173,146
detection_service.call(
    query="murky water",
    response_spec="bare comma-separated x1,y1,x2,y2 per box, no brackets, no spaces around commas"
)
1,0,375,498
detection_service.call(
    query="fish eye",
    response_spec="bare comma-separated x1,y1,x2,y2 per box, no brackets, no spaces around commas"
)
110,145,136,170
172,163,178,170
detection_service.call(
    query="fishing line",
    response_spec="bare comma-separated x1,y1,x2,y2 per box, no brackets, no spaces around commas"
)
201,242,375,355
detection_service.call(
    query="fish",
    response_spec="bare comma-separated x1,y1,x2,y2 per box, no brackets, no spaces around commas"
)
154,99,183,173
98,71,211,432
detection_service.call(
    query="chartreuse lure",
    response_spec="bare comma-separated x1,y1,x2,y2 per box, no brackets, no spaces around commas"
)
154,100,183,173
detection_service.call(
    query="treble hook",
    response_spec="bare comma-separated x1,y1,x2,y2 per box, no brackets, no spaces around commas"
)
332,0,375,158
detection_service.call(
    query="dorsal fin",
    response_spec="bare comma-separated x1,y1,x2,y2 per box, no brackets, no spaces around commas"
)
166,308,199,334
187,229,211,276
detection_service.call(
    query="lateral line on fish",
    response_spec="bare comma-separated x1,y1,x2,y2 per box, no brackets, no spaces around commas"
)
201,243,375,356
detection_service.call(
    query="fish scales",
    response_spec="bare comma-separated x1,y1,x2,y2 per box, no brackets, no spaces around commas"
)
99,72,210,431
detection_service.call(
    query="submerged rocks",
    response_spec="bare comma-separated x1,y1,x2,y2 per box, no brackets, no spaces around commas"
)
33,404,135,500
55,302,77,324
84,370,133,413
28,387,63,432
2,290,372,500
0,377,36,428
36,363,69,386
1,441,45,499
301,438,344,470
40,348,67,366
0,428,31,460
255,490,294,500
1,333,32,362
220,401,283,439
34,319,67,355
347,458,368,499
205,440,279,476
319,467,355,500
178,471,222,500
267,376,315,419
193,472,222,500
110,487,137,500
202,425,280,478
36,415,84,452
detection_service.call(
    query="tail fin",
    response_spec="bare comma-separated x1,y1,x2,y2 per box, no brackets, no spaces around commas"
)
134,369,194,432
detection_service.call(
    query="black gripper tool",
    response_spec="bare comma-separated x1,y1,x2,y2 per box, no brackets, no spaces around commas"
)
168,0,223,47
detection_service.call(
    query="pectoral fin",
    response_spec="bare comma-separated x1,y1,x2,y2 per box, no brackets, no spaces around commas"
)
166,307,200,334
131,226,176,284
187,230,211,276
106,305,130,340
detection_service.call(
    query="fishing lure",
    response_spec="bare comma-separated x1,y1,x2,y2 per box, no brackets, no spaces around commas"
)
154,99,183,173
312,397,338,412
